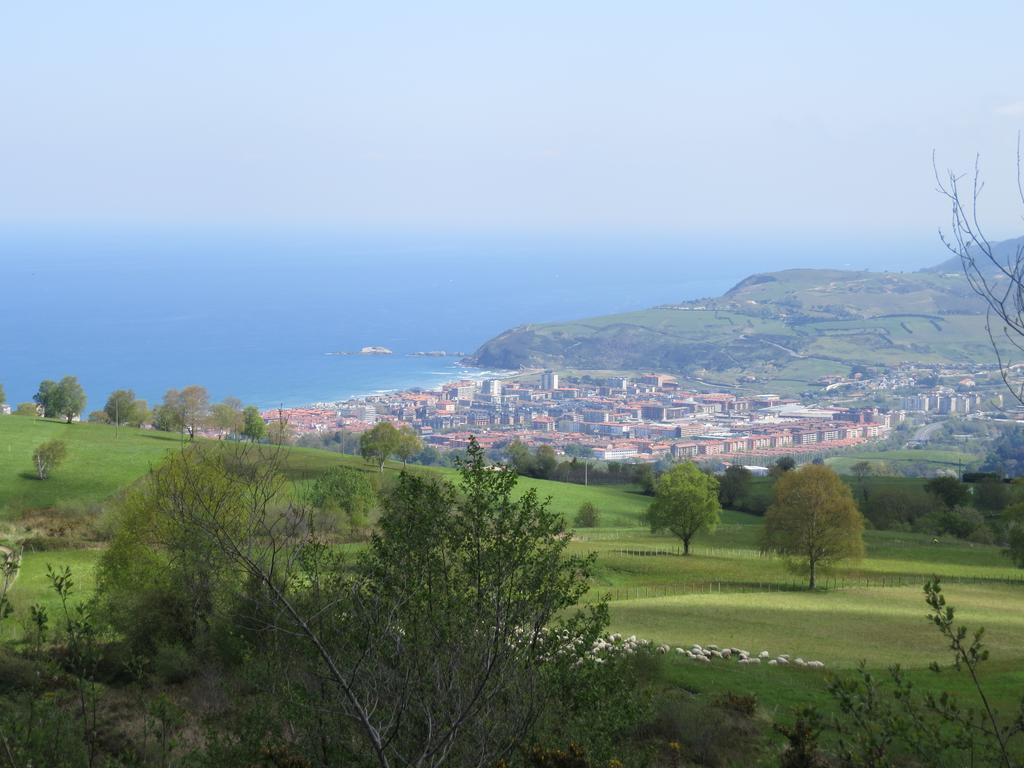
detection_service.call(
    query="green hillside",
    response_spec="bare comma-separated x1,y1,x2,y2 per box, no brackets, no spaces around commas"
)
4,415,1024,751
469,257,1006,391
0,416,652,529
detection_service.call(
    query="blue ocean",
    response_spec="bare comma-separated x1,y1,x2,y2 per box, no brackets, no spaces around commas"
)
0,230,942,408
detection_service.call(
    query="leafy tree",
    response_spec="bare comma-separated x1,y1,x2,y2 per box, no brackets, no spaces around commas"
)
308,466,378,534
1005,502,1024,567
574,501,599,528
974,478,1009,512
157,385,209,439
14,402,38,417
103,389,148,428
87,410,110,424
982,427,1024,476
850,460,873,479
104,438,603,767
850,460,875,505
919,505,987,540
95,445,251,653
769,455,797,478
506,441,534,475
34,376,86,423
535,445,559,479
925,476,970,509
33,379,59,417
56,376,87,423
241,405,266,443
393,425,422,467
265,413,294,445
209,396,244,436
563,444,594,459
718,464,752,508
764,464,864,588
360,421,400,472
0,382,5,404
634,463,657,495
32,439,67,480
646,462,721,554
862,487,932,530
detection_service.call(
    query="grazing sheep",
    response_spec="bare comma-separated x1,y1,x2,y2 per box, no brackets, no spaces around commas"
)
807,661,825,669
720,649,732,659
657,644,670,654
758,650,770,659
775,657,789,665
748,657,761,664
706,644,719,651
675,647,686,654
794,658,806,667
695,655,710,663
768,659,778,665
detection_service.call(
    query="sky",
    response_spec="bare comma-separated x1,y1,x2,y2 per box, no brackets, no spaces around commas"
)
2,2,1024,247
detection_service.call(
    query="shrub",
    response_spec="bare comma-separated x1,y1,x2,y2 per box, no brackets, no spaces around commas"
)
32,439,67,480
712,691,758,718
151,642,197,684
574,502,599,528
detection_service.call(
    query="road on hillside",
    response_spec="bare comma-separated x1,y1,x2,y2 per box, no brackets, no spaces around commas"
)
912,421,945,442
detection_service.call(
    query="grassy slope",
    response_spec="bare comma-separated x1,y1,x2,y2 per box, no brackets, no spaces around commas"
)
0,417,182,519
470,269,999,391
4,416,1023,716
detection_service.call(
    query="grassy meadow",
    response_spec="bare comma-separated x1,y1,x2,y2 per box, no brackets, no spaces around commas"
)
2,414,1023,721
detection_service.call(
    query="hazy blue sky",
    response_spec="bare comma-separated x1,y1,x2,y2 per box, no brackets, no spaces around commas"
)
3,2,1024,243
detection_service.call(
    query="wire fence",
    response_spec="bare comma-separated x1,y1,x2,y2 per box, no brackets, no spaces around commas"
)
610,545,775,559
587,569,1024,604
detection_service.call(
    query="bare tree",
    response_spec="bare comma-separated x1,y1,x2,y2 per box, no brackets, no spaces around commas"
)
935,136,1024,403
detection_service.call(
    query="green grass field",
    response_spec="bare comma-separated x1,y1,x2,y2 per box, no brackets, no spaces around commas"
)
827,448,980,474
0,417,183,519
3,415,1023,721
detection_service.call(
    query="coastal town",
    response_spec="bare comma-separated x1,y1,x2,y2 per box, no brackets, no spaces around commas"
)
260,367,1008,466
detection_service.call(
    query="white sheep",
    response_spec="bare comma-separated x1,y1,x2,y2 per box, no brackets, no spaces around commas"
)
758,650,770,659
807,660,825,669
768,659,778,665
720,649,732,659
657,644,670,654
775,657,789,665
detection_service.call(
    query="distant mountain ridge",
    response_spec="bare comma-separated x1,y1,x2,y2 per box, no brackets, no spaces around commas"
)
468,240,1017,394
920,234,1024,276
